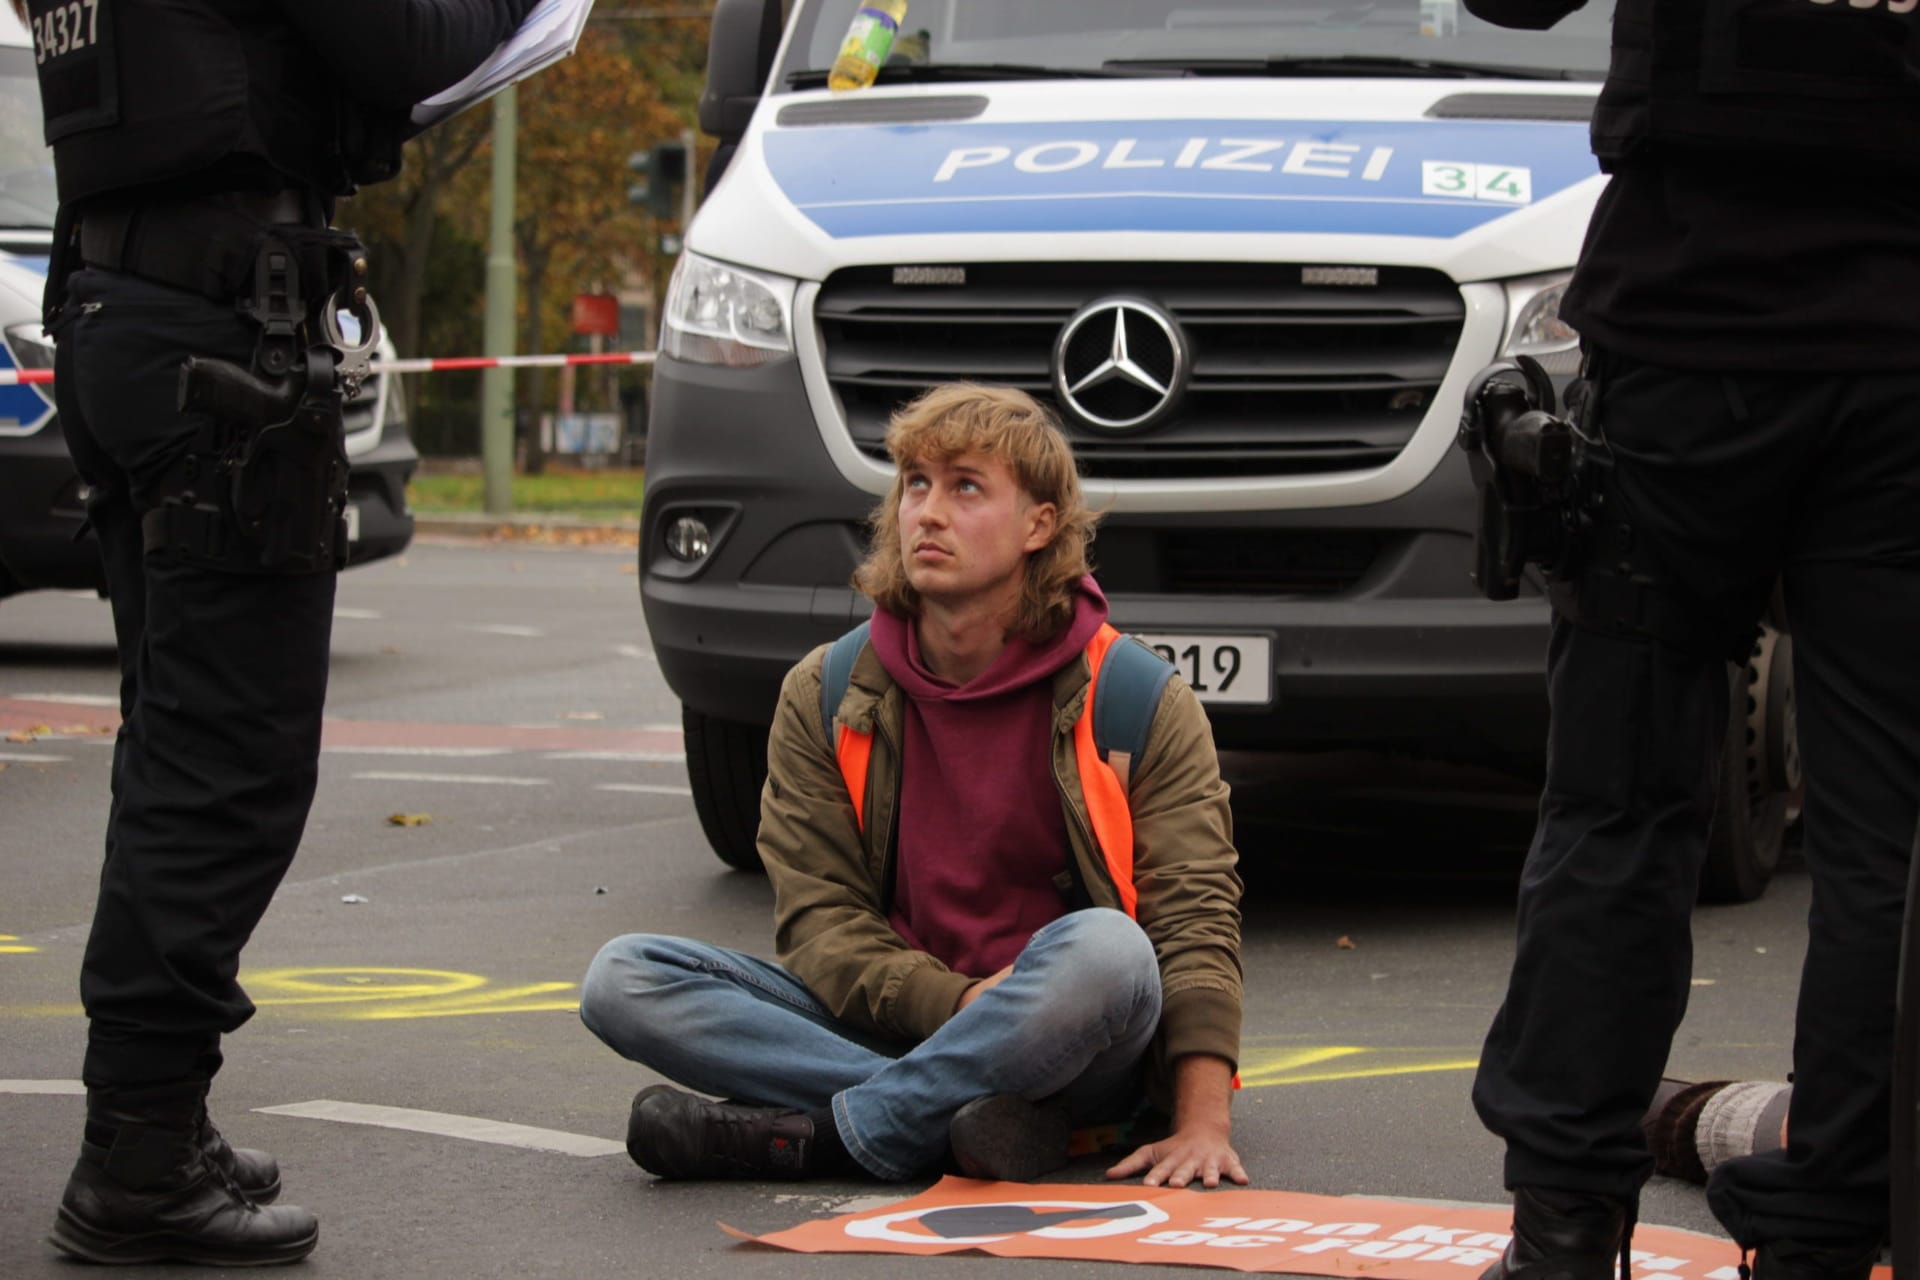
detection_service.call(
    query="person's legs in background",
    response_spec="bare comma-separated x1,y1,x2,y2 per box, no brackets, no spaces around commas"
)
1706,370,1920,1278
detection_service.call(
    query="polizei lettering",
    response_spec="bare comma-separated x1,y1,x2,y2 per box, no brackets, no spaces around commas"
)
933,137,1396,183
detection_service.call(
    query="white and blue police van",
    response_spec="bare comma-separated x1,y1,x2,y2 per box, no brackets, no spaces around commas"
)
0,11,416,605
642,0,1796,897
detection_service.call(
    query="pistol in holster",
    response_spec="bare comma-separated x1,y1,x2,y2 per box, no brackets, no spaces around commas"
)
169,230,380,574
1455,353,1602,602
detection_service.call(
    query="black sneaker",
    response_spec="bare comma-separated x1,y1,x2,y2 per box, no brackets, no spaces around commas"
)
948,1094,1071,1182
1751,1238,1882,1280
1479,1185,1631,1280
625,1085,819,1180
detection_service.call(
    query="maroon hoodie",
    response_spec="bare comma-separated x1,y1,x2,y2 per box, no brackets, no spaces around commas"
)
868,577,1111,979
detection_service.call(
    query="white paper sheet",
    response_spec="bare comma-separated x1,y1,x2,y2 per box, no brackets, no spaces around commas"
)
410,0,596,128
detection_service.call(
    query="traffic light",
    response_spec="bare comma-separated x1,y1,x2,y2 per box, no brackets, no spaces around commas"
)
627,141,689,220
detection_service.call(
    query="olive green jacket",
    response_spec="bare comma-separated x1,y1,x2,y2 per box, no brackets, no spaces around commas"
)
756,634,1244,1099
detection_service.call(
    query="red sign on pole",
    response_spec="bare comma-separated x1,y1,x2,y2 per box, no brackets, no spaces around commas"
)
572,293,620,337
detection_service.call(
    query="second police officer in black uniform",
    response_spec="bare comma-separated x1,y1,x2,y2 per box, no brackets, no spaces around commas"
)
1455,0,1920,1275
17,0,538,1265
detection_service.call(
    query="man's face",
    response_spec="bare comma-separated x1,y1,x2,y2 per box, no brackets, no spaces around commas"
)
897,451,1057,610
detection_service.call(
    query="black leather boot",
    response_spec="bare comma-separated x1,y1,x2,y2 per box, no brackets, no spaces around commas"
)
199,1111,283,1205
1480,1185,1633,1280
47,1085,317,1266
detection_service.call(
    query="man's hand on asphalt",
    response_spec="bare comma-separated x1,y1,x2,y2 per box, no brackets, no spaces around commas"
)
1104,1123,1249,1189
1106,1051,1246,1187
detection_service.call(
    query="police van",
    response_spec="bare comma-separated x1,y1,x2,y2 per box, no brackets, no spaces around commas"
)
0,12,416,605
643,0,1798,898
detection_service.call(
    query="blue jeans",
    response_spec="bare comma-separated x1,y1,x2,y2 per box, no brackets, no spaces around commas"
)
579,908,1162,1180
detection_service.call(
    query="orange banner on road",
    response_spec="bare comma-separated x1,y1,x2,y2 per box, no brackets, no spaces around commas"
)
739,1177,1894,1280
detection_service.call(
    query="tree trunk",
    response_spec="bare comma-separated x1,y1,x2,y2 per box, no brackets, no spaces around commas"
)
519,241,551,476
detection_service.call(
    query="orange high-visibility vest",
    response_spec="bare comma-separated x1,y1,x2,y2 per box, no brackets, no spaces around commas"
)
833,622,1141,917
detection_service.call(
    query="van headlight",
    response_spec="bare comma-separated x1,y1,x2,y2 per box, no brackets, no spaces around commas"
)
660,252,796,367
1501,273,1581,376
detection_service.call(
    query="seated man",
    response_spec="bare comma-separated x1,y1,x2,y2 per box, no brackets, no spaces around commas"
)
580,382,1246,1187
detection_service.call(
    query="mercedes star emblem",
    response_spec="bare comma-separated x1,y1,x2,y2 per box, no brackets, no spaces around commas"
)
1052,298,1188,432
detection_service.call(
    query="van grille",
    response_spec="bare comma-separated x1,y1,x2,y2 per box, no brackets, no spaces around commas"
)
814,262,1466,480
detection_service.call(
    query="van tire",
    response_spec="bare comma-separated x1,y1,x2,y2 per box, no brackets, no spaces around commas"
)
682,706,767,873
1699,628,1794,904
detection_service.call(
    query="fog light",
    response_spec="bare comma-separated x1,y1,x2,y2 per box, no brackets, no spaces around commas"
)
665,515,712,562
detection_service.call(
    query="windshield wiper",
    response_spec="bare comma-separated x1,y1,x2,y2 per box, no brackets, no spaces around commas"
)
786,62,1128,89
1104,55,1585,80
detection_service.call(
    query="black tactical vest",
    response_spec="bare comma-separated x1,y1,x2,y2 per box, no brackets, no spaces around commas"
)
1591,0,1920,170
24,0,402,205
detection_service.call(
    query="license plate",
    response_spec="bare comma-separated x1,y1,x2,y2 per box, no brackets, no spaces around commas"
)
344,502,362,543
1130,633,1273,706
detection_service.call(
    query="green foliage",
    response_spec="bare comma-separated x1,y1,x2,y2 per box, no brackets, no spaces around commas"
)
337,8,715,453
409,467,647,520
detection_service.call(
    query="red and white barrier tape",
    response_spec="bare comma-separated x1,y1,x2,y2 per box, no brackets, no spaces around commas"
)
0,349,658,386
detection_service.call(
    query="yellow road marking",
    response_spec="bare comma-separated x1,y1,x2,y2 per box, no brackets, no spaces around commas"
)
0,962,1482,1089
244,968,578,1020
1239,1045,1480,1088
0,934,40,955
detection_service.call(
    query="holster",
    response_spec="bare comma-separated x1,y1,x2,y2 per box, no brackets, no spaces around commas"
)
136,221,365,575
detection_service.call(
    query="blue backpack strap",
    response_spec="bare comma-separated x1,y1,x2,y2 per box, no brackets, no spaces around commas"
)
1092,634,1175,794
819,619,873,743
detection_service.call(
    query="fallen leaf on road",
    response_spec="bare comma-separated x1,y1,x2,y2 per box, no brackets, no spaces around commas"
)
387,813,433,827
57,723,112,736
486,524,640,549
6,725,51,743
1336,935,1357,950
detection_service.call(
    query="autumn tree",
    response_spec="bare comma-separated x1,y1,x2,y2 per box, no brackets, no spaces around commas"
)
337,9,715,458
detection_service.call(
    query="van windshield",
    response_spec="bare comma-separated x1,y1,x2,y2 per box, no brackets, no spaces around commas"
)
778,0,1612,88
0,46,56,231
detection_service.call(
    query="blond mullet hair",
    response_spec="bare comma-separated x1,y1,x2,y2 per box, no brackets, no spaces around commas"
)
854,383,1098,643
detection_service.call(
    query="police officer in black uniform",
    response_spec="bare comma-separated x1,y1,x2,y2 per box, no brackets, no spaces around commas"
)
16,0,537,1265
1453,0,1920,1275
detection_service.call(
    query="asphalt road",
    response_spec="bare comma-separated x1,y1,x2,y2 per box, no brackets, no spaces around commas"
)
0,539,1815,1278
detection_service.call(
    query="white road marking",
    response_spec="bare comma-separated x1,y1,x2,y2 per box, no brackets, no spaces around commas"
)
0,752,73,763
1,1080,86,1095
596,783,693,796
255,1100,624,1158
325,746,513,758
458,624,546,638
614,645,657,661
8,692,117,706
351,771,549,787
542,751,685,763
333,607,383,620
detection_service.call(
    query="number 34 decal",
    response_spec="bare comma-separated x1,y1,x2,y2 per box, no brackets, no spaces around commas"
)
31,0,102,66
1421,161,1533,205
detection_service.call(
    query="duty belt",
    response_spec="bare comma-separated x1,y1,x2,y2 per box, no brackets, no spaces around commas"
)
77,189,322,302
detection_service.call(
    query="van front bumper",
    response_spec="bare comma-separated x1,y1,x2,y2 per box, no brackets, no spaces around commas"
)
640,353,1552,770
